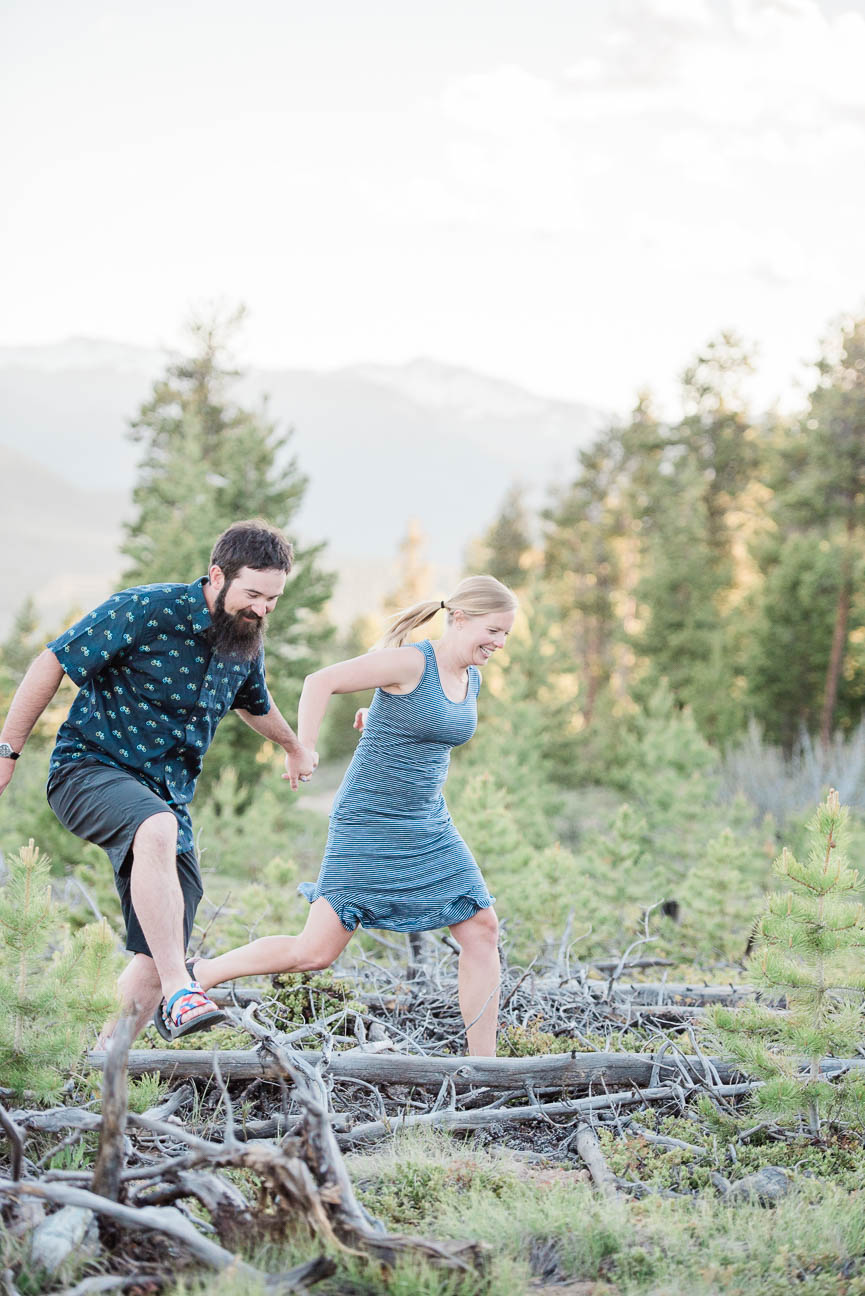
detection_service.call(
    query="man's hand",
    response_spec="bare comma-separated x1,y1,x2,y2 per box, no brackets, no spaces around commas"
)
0,759,16,798
353,708,369,732
282,744,319,790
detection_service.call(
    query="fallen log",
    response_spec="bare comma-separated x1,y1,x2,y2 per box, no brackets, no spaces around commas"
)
584,981,761,1004
207,976,758,1008
103,1048,865,1091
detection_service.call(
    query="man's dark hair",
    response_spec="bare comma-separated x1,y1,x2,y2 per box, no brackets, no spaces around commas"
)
210,520,294,584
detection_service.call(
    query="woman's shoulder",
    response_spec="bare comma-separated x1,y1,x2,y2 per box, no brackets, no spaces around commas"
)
377,640,429,696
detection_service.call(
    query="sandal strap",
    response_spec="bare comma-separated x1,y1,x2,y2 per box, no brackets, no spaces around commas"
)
164,982,216,1027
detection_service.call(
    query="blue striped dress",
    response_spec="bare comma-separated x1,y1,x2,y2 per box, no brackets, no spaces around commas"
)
298,639,495,932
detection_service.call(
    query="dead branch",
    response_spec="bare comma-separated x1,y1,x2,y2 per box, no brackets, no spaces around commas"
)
336,1081,762,1148
570,1123,618,1196
0,1103,24,1181
0,1178,325,1290
91,1014,134,1203
232,1005,488,1271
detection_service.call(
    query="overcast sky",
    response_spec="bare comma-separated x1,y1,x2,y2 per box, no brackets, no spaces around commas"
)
3,0,864,415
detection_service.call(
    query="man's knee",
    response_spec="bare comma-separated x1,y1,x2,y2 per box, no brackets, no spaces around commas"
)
133,812,178,858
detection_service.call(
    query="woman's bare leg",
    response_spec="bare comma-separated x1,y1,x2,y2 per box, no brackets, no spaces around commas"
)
449,907,500,1056
191,898,355,990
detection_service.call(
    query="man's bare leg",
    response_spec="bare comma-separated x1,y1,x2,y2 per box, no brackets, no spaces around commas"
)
191,898,354,990
96,953,162,1048
109,812,213,1036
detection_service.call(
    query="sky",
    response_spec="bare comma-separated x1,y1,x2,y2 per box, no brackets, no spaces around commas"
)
3,0,865,416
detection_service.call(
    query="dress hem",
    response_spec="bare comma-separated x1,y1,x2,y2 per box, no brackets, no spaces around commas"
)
298,882,495,934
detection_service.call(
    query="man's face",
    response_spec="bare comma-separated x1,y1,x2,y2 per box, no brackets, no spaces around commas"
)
208,565,287,659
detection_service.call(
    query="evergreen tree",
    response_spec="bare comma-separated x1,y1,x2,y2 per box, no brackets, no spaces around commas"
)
543,422,637,729
121,307,335,797
571,686,767,960
0,598,42,694
383,518,434,620
706,791,865,1135
675,331,758,563
630,458,743,742
0,840,118,1100
628,335,759,744
316,615,378,764
745,534,863,750
757,316,865,747
470,485,535,590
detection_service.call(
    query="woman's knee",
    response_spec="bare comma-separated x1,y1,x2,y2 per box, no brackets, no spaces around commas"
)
455,906,499,949
270,933,342,974
297,947,338,972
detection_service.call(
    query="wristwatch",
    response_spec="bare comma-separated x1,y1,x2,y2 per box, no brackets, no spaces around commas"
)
0,743,20,760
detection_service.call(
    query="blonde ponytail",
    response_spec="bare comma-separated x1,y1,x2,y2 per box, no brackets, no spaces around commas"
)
378,575,518,649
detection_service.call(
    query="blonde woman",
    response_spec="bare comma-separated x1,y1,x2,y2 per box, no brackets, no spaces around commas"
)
189,575,518,1056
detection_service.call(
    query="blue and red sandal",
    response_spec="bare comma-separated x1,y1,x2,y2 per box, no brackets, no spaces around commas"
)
153,980,225,1042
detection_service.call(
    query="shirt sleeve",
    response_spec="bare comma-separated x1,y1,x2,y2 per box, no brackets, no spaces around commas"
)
47,592,145,686
230,651,271,715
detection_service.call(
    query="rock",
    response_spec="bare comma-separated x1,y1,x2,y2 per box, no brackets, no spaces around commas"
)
29,1205,98,1276
6,1196,46,1237
726,1166,792,1204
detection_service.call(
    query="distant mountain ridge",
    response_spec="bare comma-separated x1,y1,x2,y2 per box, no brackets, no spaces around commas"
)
0,339,606,636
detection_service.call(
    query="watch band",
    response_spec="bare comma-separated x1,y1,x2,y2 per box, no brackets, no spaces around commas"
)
0,744,20,760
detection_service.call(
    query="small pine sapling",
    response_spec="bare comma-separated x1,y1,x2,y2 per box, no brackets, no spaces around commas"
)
705,791,865,1135
0,839,119,1101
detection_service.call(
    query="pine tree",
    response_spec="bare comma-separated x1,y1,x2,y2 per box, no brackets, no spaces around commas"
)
121,307,335,796
0,840,118,1100
745,534,860,751
383,519,434,621
753,316,865,747
706,791,865,1135
543,424,633,729
0,598,42,693
316,615,378,764
470,485,535,590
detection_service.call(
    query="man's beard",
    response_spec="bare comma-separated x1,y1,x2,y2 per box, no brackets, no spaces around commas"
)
207,585,266,661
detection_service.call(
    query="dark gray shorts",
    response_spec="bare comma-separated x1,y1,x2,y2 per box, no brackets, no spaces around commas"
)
47,759,203,957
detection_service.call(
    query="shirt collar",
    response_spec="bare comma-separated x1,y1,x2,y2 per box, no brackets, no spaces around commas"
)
186,578,213,635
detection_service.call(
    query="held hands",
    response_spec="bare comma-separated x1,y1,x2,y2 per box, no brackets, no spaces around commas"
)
353,708,369,732
282,744,319,791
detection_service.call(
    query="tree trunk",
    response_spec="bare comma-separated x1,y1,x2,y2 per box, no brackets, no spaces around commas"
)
820,521,855,748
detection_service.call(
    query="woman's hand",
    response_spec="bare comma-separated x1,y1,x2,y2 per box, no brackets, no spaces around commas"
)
353,707,369,732
282,743,319,790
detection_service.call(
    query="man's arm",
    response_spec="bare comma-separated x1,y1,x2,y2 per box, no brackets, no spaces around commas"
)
234,693,318,791
0,649,65,796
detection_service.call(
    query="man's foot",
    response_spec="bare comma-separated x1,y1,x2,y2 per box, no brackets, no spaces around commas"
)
153,982,225,1041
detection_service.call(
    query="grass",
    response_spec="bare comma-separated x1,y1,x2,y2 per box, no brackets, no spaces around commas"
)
153,1125,865,1295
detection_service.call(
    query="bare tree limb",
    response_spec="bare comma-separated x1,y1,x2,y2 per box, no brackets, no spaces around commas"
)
91,1014,134,1203
0,1102,24,1181
0,1179,319,1290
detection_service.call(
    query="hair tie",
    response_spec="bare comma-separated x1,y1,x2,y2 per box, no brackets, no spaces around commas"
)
440,600,446,610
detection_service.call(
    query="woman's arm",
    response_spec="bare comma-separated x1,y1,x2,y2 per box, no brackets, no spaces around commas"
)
296,646,424,751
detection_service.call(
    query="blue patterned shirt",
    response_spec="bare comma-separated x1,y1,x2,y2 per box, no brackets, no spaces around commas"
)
47,578,270,851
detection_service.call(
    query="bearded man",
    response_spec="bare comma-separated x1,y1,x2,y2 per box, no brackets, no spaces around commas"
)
0,519,317,1043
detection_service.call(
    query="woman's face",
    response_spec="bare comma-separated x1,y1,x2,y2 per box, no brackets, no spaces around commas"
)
455,608,516,667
